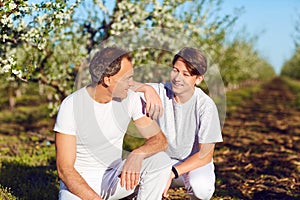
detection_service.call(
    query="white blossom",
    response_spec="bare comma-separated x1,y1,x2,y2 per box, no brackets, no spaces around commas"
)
2,34,8,42
8,2,17,10
1,64,11,73
12,69,22,76
1,15,8,24
37,38,47,50
8,56,16,65
45,2,52,7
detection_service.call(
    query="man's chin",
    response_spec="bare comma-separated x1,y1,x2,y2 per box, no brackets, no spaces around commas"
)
112,94,128,101
171,85,181,93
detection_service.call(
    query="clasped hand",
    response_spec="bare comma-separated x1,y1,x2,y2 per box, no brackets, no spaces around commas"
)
120,151,145,190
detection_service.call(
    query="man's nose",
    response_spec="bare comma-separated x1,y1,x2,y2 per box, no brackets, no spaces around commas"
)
174,73,183,81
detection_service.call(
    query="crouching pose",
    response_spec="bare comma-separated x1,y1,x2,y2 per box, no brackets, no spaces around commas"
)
134,47,223,199
54,47,171,200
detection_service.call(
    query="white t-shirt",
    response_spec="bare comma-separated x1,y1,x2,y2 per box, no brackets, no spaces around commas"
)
147,83,223,160
54,87,144,175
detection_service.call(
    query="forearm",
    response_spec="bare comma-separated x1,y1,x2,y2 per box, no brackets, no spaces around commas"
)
58,167,102,200
131,81,163,119
131,81,147,92
175,146,214,176
133,131,168,158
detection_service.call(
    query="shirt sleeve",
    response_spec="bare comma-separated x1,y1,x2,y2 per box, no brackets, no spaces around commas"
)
197,97,223,143
128,90,146,121
53,95,77,135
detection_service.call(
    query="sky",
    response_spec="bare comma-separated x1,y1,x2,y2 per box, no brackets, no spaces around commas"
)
220,0,300,74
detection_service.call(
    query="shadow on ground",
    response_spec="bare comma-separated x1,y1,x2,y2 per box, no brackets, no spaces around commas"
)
0,160,59,200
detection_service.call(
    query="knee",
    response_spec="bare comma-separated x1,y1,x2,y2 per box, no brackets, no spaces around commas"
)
189,180,214,200
151,152,171,168
143,152,171,173
152,152,170,161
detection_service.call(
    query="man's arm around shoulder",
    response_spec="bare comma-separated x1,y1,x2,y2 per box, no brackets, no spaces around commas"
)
131,81,163,119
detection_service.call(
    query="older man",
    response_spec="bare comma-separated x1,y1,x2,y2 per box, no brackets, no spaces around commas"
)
54,47,171,200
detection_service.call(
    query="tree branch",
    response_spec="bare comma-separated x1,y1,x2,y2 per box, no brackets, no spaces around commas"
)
5,4,20,18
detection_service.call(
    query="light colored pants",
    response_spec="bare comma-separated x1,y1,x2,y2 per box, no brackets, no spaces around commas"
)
170,160,215,200
59,152,171,200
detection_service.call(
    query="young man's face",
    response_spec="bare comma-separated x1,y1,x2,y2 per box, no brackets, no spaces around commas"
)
109,57,134,99
170,58,200,95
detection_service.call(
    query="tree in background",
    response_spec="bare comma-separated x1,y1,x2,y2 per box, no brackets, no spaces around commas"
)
281,12,300,80
216,36,275,89
1,0,275,113
1,0,83,112
281,48,300,80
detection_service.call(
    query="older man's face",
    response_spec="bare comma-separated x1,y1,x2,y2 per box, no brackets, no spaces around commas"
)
108,58,134,99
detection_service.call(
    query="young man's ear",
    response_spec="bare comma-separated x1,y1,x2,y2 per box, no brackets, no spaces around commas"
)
195,75,204,85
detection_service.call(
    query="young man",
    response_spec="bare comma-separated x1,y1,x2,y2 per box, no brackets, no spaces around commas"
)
135,47,223,199
54,47,171,200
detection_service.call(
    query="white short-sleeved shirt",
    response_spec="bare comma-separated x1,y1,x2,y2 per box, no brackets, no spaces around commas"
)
146,83,223,160
54,87,144,174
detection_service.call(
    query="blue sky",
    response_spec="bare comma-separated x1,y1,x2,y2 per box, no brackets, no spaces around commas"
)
220,0,300,74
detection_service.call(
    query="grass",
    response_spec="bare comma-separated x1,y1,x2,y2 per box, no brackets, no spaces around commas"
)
0,137,58,200
282,76,300,108
123,122,145,151
0,83,58,200
225,82,263,113
0,185,18,200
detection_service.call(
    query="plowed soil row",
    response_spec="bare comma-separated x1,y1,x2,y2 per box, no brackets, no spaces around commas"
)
214,77,300,199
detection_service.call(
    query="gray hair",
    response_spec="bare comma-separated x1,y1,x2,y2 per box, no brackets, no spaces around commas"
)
89,47,132,85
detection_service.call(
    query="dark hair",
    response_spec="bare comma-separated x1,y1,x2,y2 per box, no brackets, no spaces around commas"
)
89,47,132,85
172,47,207,76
